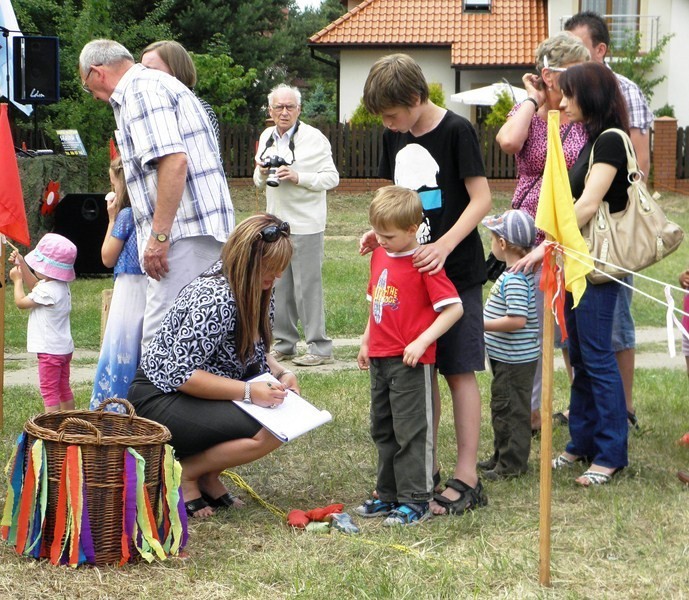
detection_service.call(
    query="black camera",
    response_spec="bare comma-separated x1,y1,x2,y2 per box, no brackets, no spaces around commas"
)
262,155,288,187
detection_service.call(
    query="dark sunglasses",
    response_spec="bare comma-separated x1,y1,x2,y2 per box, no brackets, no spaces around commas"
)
259,221,290,242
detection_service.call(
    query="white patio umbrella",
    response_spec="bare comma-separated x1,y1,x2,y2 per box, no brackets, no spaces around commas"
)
450,82,528,106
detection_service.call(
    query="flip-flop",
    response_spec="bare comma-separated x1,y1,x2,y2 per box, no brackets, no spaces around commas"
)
202,491,244,510
185,496,212,518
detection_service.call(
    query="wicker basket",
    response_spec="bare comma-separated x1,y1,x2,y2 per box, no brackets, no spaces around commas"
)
23,399,172,566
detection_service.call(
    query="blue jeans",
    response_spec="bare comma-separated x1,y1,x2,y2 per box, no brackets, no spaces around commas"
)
565,282,628,469
611,275,635,352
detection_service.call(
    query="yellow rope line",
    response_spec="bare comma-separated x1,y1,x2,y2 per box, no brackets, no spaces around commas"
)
222,470,287,520
221,470,419,555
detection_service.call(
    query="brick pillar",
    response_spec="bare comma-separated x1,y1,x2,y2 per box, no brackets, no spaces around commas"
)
652,116,677,192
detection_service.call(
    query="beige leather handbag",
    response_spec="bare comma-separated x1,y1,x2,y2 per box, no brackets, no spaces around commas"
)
580,128,684,284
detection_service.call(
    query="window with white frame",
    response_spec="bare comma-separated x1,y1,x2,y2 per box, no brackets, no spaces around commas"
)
580,0,640,48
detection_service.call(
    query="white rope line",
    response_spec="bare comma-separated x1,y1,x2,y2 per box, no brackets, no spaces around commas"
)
542,241,689,355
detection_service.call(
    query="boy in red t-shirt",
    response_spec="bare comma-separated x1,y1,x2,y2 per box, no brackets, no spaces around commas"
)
356,186,464,525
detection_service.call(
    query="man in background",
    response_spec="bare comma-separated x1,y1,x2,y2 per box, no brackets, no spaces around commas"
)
254,83,339,367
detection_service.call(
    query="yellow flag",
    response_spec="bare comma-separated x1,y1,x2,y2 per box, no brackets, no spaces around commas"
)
535,110,593,307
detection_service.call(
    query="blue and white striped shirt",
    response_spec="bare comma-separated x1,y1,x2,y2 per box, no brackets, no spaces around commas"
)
110,64,234,256
484,271,539,364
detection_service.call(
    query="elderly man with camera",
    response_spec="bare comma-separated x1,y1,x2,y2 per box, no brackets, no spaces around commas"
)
253,84,340,366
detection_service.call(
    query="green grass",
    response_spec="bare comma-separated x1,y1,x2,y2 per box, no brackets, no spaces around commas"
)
1,370,689,597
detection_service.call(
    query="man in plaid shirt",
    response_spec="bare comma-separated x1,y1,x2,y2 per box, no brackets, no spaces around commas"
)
79,39,234,349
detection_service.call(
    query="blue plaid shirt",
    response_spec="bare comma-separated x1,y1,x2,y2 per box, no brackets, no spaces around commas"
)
110,64,234,255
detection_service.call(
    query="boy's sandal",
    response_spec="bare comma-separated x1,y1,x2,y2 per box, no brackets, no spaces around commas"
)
432,478,487,516
185,496,212,518
433,470,442,493
382,503,430,526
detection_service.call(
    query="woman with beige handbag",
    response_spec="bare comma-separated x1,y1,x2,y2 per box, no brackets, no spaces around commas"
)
549,62,631,486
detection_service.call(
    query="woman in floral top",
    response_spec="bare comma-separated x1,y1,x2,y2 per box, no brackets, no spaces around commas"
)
128,214,296,518
496,32,590,433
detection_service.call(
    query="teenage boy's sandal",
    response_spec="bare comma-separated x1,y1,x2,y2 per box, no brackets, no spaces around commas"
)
433,478,488,516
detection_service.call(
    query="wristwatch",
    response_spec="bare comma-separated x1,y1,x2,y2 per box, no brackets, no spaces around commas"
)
243,382,252,404
151,230,169,243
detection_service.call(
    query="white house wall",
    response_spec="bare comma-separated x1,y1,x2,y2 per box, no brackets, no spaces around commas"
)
339,48,457,122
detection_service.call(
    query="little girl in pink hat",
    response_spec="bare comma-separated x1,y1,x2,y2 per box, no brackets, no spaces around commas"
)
9,233,77,412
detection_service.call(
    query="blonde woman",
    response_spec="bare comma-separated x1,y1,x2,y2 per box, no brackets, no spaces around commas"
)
495,32,589,434
128,214,296,518
141,40,220,144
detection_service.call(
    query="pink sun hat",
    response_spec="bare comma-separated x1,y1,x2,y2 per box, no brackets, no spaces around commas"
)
25,233,77,282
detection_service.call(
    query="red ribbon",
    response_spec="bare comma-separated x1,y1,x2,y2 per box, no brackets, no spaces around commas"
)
540,244,568,342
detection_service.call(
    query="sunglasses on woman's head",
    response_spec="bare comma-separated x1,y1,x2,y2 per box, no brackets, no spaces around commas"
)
259,221,290,242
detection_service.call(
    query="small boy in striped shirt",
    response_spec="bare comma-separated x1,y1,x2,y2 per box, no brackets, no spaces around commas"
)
480,210,538,480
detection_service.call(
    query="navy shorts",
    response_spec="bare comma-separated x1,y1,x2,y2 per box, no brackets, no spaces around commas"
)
436,283,485,375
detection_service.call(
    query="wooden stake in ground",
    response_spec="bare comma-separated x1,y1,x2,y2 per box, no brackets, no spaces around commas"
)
538,246,556,587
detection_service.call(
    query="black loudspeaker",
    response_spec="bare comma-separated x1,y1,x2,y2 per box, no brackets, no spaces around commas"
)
53,194,112,275
12,36,60,104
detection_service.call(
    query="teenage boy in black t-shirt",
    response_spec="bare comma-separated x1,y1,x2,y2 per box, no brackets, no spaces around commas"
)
360,53,492,516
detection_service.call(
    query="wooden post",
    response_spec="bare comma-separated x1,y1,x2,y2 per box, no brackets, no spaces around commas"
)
100,288,113,346
538,248,556,587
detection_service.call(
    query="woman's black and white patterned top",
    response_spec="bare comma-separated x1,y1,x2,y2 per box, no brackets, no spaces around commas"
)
141,261,269,393
197,95,221,148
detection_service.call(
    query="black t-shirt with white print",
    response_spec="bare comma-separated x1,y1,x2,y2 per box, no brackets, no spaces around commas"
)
378,110,487,291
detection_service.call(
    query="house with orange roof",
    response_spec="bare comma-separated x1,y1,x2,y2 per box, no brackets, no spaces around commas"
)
309,0,689,126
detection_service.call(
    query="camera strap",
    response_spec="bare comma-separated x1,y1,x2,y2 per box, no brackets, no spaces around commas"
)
259,120,300,165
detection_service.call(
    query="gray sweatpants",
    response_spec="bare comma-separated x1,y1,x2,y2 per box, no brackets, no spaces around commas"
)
369,357,434,504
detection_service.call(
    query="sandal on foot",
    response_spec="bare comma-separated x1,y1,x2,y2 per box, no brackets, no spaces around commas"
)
552,454,577,470
433,479,488,516
185,496,212,518
354,498,397,518
202,491,243,510
382,502,430,526
433,470,442,493
553,412,569,426
576,468,620,487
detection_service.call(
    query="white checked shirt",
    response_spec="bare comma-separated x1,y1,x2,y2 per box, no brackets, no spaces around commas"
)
110,64,234,255
614,72,653,133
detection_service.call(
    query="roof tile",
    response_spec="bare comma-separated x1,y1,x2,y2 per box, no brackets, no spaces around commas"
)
310,0,547,67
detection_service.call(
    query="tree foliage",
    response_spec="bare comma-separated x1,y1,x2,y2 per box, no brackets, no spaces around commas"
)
484,90,515,128
611,32,673,101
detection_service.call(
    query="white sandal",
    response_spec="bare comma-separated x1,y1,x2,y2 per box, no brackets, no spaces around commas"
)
576,469,616,487
552,454,577,470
